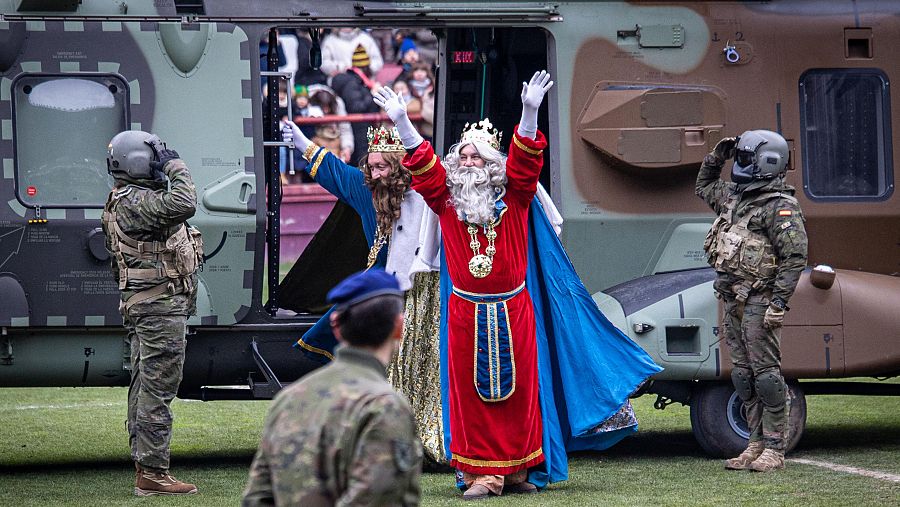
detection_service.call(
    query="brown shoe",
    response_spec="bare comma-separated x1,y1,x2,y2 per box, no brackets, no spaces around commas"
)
504,481,538,494
462,484,493,501
135,467,198,496
724,441,765,470
748,449,785,472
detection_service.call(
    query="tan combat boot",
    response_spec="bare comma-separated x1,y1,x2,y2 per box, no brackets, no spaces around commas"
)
724,441,765,470
135,466,198,496
748,449,785,472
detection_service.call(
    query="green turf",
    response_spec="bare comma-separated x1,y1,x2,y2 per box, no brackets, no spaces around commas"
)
1,384,898,506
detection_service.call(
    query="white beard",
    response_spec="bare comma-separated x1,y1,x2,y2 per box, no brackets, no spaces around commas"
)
447,167,500,224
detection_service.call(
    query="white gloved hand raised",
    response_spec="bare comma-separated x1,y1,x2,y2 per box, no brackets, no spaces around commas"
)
518,70,554,139
373,86,408,124
373,86,423,149
282,120,312,154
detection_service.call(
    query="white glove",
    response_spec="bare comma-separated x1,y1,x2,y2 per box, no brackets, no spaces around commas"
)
373,86,423,149
282,120,312,154
518,70,554,139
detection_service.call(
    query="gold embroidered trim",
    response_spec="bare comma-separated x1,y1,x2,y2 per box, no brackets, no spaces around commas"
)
453,448,543,467
512,134,543,156
302,143,319,162
472,300,517,403
309,148,327,179
453,282,525,301
411,154,437,176
295,338,334,361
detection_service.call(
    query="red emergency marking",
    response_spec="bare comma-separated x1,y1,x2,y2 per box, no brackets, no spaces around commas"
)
26,186,37,196
453,51,475,64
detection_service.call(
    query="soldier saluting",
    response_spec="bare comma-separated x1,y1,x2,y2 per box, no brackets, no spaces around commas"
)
697,130,808,472
102,131,203,495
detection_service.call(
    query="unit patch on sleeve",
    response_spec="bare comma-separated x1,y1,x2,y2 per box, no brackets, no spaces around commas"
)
778,209,793,217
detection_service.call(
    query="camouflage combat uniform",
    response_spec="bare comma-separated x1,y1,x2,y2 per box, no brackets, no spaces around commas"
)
102,159,198,471
243,346,423,507
696,155,808,452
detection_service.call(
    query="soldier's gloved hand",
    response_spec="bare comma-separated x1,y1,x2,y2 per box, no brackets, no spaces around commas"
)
149,148,180,174
711,137,738,164
764,305,785,330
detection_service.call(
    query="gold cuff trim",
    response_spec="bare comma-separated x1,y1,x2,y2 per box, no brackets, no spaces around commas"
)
295,338,335,361
309,148,327,179
512,135,543,156
453,448,543,467
303,143,320,162
411,154,437,176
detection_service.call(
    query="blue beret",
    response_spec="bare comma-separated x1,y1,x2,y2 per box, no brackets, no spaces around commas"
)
327,269,403,310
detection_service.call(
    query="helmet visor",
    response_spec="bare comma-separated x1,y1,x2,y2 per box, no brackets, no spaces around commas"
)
735,149,755,168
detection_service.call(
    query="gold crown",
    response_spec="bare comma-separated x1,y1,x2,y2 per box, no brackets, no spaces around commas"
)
367,125,406,153
460,118,502,150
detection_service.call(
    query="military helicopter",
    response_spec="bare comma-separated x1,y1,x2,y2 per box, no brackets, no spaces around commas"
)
0,0,898,457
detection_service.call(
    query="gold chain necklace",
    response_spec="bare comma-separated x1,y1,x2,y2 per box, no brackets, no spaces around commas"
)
366,226,388,269
467,221,497,278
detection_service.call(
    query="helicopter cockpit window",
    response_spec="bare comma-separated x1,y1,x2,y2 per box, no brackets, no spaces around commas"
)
12,74,128,207
799,69,893,201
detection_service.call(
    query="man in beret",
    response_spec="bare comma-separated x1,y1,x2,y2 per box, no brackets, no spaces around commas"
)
243,269,423,507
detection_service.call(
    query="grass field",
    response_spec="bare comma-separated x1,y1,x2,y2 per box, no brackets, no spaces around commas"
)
1,384,898,506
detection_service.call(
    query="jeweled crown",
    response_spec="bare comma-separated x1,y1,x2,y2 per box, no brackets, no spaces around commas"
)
367,125,405,153
460,118,502,150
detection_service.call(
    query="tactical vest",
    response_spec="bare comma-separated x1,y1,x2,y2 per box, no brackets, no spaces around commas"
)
703,191,797,282
102,187,204,312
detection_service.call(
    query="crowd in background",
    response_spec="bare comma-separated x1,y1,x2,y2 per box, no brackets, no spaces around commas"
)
261,28,438,185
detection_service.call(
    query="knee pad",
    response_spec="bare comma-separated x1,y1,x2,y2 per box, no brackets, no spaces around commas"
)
731,366,754,401
754,370,786,408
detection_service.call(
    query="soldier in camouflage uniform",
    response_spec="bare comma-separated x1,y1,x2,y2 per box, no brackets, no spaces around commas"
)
696,130,808,472
243,268,423,507
102,130,202,495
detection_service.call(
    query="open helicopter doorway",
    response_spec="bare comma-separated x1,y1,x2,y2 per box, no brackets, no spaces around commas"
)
263,26,551,318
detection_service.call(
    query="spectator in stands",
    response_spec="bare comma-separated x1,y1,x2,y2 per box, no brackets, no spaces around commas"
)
308,84,354,163
320,28,384,78
407,63,434,100
332,45,381,164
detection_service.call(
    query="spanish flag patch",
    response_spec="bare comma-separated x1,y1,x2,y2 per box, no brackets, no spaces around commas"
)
778,210,793,217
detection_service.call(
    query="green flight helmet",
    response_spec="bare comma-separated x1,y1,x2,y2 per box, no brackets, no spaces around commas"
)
731,130,789,184
106,130,160,181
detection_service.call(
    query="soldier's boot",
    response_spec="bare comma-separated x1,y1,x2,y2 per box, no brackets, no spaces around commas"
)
724,441,765,470
748,449,785,472
135,466,198,496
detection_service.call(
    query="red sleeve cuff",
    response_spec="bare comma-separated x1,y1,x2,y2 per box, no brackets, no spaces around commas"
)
511,126,547,155
402,141,438,176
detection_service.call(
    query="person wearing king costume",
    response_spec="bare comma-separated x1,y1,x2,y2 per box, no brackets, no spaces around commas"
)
375,72,662,499
242,269,423,506
281,120,447,464
697,131,808,472
102,131,203,496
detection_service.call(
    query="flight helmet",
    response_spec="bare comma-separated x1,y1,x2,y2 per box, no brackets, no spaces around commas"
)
731,130,789,184
107,130,161,181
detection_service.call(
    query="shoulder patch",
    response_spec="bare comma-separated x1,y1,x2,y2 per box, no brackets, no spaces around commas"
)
778,209,792,217
780,221,792,230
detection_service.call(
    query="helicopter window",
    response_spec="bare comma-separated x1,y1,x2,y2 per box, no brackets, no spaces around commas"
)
799,69,893,201
12,74,128,208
